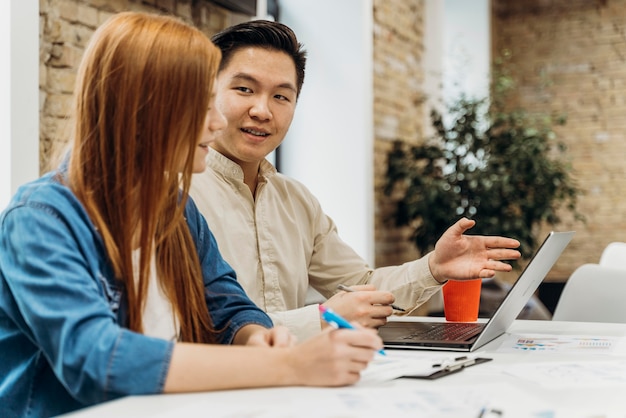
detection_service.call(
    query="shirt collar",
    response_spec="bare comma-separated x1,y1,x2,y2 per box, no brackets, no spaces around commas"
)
207,148,277,182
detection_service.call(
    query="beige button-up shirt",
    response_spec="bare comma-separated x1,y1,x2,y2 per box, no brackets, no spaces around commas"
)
190,149,442,341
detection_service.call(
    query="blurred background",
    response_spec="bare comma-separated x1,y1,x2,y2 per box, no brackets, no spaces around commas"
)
3,0,624,314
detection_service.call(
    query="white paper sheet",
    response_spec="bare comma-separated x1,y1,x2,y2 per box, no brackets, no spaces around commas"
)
497,334,626,354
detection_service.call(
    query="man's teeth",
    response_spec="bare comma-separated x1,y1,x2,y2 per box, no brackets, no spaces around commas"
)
243,128,268,136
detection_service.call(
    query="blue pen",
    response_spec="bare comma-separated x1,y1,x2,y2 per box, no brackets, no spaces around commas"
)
319,305,386,356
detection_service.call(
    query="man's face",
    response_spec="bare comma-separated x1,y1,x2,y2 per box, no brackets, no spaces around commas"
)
211,47,298,166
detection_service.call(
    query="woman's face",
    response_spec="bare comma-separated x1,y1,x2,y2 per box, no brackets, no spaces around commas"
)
193,81,227,173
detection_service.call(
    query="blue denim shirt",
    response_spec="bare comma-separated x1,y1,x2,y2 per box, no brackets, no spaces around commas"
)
0,171,273,418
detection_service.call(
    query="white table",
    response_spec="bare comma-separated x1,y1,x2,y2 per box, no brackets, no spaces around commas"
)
61,320,626,418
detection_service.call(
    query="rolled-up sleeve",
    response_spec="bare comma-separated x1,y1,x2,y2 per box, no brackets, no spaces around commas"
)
267,304,322,342
307,206,442,316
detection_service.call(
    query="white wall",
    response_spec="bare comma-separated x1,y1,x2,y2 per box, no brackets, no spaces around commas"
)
423,0,445,137
0,2,11,209
278,0,375,265
443,0,490,103
1,0,39,210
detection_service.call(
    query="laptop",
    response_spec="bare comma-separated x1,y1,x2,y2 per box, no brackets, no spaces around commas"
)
378,231,575,352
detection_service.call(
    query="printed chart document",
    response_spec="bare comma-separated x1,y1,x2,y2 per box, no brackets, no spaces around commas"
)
150,384,513,418
150,382,620,418
504,360,626,389
496,333,626,354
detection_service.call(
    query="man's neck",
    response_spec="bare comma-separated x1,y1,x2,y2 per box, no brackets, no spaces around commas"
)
239,160,261,197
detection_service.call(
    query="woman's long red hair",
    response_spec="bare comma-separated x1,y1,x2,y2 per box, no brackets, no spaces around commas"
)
68,12,220,343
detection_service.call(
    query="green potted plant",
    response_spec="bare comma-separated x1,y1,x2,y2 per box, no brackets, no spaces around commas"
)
383,64,584,262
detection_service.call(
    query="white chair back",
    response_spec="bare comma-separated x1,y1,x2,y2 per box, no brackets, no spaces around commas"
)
552,263,626,323
599,242,626,269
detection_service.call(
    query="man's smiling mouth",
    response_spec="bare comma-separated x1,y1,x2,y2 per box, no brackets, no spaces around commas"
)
241,127,269,137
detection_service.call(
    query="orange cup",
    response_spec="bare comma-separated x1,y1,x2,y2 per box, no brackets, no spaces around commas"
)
442,279,482,322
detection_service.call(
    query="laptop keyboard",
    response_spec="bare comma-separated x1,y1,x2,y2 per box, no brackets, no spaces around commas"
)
399,323,482,341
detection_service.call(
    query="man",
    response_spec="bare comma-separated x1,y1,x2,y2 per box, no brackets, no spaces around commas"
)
190,20,521,340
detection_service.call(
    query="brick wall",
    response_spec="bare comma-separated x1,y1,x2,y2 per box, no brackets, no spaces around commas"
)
492,0,626,281
39,0,247,171
372,0,424,269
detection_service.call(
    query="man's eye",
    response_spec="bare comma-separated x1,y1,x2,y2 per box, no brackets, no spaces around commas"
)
235,87,252,93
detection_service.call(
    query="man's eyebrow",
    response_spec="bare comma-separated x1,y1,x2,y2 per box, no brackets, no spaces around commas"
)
230,72,297,93
231,73,257,83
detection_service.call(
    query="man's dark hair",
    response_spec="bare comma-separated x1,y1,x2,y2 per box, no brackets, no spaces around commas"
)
211,20,307,98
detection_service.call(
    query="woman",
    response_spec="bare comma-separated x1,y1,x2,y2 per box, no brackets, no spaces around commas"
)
0,12,382,418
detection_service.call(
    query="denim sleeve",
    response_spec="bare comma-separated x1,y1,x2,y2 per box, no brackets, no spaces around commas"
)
0,203,173,404
185,198,273,343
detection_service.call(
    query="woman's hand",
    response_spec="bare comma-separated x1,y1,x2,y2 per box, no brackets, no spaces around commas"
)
245,325,296,347
164,322,382,392
286,325,383,387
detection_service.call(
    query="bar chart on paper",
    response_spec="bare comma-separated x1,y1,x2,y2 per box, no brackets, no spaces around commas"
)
499,334,620,354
